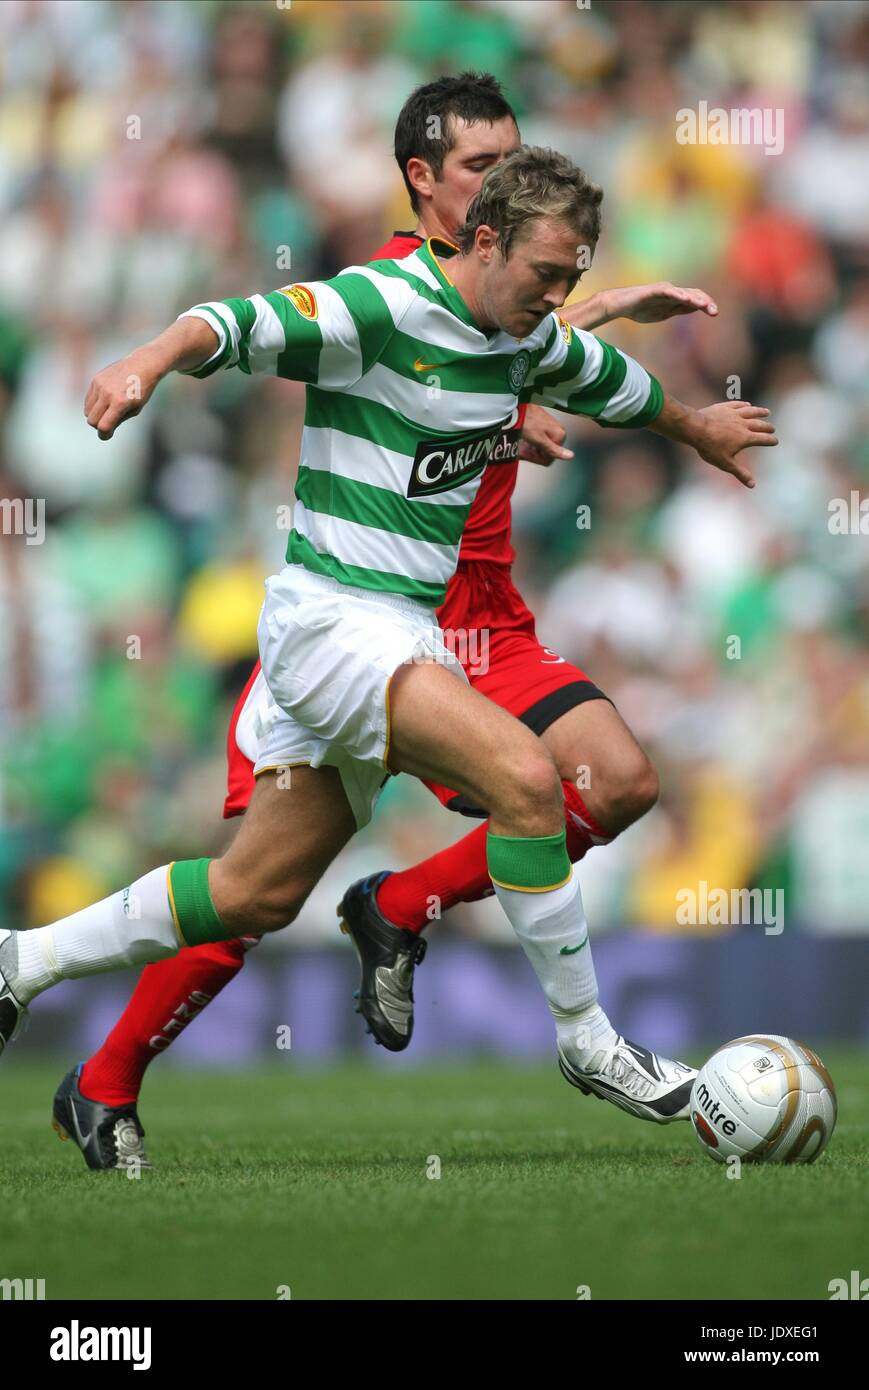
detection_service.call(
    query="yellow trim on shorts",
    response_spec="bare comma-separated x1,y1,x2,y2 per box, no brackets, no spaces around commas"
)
489,871,573,894
165,862,185,947
252,761,312,778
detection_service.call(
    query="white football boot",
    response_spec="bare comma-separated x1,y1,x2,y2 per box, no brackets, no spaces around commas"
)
558,1034,696,1123
0,930,29,1055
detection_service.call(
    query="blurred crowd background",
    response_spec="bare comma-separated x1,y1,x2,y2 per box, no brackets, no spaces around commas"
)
1,0,868,958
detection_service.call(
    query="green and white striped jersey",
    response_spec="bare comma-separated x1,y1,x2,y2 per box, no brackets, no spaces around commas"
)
179,238,663,607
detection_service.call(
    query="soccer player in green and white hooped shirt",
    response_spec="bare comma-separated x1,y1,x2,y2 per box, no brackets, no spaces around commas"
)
0,147,777,1126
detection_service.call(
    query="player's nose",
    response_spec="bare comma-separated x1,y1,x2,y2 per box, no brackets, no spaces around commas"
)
542,281,570,308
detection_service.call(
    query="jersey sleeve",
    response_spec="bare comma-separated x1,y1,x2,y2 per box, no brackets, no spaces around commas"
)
521,316,664,428
176,268,409,390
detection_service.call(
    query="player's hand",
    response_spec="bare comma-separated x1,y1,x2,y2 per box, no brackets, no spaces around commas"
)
599,282,718,324
693,400,778,488
84,355,160,440
518,403,574,467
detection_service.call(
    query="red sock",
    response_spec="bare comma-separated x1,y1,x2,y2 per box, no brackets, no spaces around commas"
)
79,938,254,1107
377,821,492,931
377,780,615,932
562,780,613,861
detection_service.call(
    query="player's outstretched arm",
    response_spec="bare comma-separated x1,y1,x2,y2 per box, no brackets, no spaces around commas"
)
84,318,220,441
647,396,778,489
519,282,719,465
523,320,777,488
85,272,401,443
561,282,718,331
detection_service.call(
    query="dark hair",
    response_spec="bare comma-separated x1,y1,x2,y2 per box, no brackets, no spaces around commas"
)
394,72,518,213
455,145,603,257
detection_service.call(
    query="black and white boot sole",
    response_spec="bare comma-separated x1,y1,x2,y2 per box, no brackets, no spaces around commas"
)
52,1064,152,1171
337,873,427,1052
0,930,28,1056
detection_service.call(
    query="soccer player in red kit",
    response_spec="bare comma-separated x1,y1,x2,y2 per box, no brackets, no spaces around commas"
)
54,75,728,1167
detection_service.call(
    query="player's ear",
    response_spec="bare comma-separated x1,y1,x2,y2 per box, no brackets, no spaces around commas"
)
475,225,498,263
405,157,436,206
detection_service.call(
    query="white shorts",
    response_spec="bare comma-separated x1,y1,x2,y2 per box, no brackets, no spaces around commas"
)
251,564,468,828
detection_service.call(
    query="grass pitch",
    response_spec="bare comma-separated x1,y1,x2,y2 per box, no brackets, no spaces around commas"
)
0,1054,865,1301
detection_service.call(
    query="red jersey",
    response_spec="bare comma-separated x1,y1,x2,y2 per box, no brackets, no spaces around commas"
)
376,232,521,566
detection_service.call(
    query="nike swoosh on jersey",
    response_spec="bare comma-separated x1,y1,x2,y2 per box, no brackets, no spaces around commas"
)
413,357,441,372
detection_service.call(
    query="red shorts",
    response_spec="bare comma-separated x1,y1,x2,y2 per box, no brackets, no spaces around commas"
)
223,561,607,819
224,660,263,818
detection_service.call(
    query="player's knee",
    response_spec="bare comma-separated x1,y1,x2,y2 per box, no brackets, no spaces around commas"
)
252,879,315,933
209,860,309,935
596,752,659,833
500,748,563,832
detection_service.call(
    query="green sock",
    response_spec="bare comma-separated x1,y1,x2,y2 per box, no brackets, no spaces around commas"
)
486,829,570,891
168,858,235,946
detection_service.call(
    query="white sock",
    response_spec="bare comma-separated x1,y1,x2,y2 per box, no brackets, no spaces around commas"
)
556,1002,619,1063
493,868,618,1061
2,865,179,1004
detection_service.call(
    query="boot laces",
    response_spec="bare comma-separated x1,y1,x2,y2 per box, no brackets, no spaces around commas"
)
599,1046,655,1099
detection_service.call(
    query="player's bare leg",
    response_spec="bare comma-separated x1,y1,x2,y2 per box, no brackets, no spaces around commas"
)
343,692,660,1053
340,662,694,1119
207,767,357,934
388,663,563,839
373,693,656,921
64,662,271,1164
382,662,695,1122
338,660,563,1050
0,765,356,1044
36,767,355,1168
539,698,658,838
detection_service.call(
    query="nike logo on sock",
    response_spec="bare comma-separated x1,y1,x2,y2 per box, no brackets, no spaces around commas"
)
559,937,588,956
